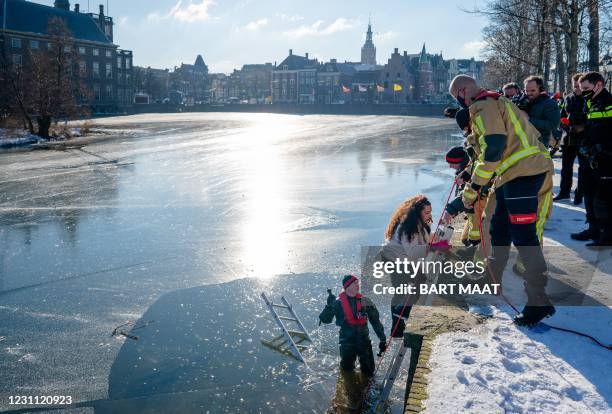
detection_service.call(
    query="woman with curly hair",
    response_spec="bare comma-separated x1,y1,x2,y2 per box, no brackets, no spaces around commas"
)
382,194,433,337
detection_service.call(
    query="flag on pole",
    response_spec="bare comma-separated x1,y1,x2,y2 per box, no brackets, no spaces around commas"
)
342,85,351,93
393,83,403,92
358,85,367,92
376,84,385,92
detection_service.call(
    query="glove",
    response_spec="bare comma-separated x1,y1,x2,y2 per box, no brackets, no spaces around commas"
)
378,341,387,356
326,290,336,305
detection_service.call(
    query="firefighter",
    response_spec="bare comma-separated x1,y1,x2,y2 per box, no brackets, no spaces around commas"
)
578,71,612,246
319,275,387,376
447,74,555,327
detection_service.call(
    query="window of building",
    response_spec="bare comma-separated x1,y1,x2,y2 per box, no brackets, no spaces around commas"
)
117,57,122,69
64,45,71,53
12,54,22,66
93,85,101,101
125,74,130,84
106,63,112,78
79,47,86,55
79,61,86,76
11,38,21,48
93,48,99,56
93,62,100,78
47,42,54,51
106,85,113,100
125,59,131,69
30,40,39,49
106,50,112,58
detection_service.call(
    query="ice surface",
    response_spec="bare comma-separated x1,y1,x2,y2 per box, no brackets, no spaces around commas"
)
0,113,458,411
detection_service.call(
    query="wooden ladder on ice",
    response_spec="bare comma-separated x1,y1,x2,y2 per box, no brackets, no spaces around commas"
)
260,292,314,364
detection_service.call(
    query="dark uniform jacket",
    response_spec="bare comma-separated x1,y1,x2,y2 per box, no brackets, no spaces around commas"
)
584,88,612,176
319,295,386,345
560,93,586,146
527,94,562,146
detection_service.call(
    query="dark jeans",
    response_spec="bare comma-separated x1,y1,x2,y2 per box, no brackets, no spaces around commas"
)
560,145,578,196
489,173,548,295
581,161,600,230
339,338,375,376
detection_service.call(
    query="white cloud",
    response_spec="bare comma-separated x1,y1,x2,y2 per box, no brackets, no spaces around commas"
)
282,18,359,39
243,18,269,31
168,0,215,23
461,40,487,57
144,0,215,23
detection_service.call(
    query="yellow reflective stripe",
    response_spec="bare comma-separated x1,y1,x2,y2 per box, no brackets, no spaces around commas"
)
468,230,481,238
587,110,612,119
474,115,486,136
505,102,529,148
474,165,494,179
536,191,552,242
495,146,541,175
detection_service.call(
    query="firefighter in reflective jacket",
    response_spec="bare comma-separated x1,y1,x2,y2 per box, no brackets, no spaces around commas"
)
319,275,387,376
448,75,555,327
579,71,612,246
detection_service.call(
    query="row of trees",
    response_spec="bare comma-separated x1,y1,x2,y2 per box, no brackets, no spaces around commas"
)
474,0,611,92
0,17,88,137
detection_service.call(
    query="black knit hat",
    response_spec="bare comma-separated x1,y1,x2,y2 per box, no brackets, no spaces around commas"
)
445,146,469,165
455,107,470,131
342,275,358,289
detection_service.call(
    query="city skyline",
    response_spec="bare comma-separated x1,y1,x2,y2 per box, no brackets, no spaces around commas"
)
33,0,489,73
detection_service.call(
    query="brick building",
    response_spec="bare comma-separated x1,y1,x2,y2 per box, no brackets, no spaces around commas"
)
272,50,318,104
0,0,133,112
380,44,484,103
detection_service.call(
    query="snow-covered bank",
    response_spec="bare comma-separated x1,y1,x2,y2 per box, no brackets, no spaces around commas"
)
424,307,611,414
0,128,41,148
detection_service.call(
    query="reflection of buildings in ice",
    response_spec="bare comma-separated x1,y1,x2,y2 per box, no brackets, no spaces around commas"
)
0,164,123,287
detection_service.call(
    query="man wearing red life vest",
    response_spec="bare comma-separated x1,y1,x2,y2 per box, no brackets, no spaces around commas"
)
319,275,387,376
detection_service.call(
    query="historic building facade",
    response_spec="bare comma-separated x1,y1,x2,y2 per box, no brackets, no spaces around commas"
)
272,50,319,104
0,0,134,112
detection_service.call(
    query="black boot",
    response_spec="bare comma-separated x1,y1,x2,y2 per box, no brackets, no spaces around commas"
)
514,306,556,327
573,194,583,205
570,228,596,241
514,289,555,327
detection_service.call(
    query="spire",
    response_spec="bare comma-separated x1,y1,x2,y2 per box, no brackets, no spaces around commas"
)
366,15,373,43
419,43,428,62
194,54,205,67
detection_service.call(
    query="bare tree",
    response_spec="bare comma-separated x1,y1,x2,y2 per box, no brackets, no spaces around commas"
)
1,17,88,137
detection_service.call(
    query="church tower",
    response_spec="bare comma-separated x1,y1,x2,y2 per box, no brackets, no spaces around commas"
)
360,19,376,65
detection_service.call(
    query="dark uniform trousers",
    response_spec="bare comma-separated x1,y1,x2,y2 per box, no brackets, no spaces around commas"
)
488,173,551,299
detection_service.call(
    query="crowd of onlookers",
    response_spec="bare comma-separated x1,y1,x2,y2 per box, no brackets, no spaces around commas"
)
498,72,611,246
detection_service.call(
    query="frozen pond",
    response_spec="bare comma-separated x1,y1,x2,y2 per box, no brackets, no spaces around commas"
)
0,113,459,412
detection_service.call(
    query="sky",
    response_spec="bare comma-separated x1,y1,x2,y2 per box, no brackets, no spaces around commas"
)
34,0,489,73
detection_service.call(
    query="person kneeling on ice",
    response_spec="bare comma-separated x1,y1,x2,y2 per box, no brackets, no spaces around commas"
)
319,275,387,377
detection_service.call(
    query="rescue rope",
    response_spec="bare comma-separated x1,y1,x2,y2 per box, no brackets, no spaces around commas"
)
476,191,612,351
